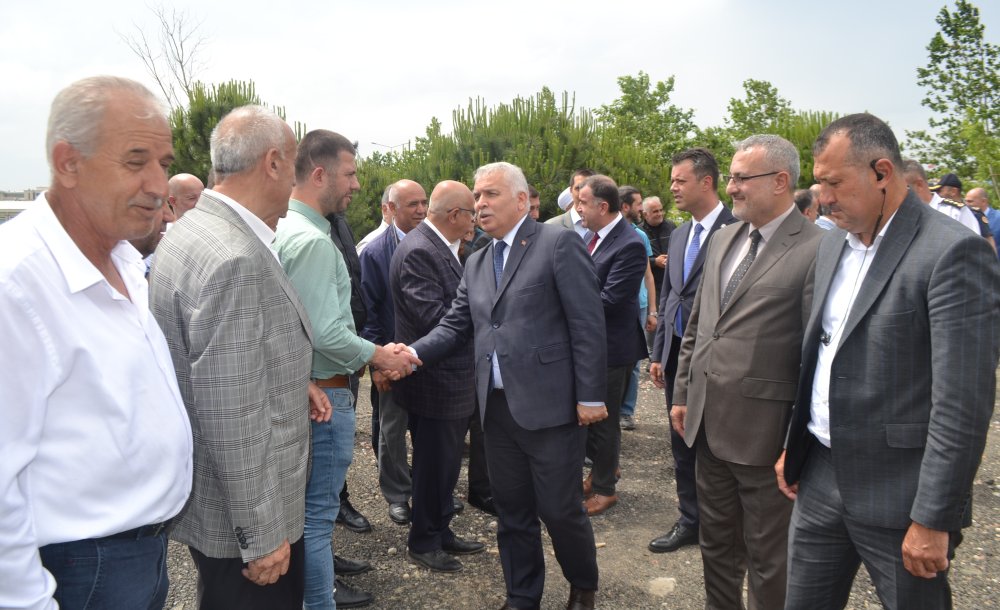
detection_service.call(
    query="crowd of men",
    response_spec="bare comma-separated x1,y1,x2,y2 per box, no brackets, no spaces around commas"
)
1,75,998,610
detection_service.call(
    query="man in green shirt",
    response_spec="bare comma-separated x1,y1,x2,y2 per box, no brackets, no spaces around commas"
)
274,129,419,610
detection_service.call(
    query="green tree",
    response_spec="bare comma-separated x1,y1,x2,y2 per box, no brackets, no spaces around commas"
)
907,0,1000,180
724,79,794,138
594,71,698,165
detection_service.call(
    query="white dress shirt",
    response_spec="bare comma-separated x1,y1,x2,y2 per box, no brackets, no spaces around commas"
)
424,218,462,262
0,195,193,610
720,204,796,294
587,212,624,255
683,202,727,253
808,212,897,447
928,192,980,234
356,219,389,255
208,188,280,260
569,206,589,239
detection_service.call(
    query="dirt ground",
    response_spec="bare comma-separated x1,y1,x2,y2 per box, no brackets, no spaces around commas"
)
165,369,1000,609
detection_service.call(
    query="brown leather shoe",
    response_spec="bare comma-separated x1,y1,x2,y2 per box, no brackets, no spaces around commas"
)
582,474,593,498
583,493,618,516
566,587,596,609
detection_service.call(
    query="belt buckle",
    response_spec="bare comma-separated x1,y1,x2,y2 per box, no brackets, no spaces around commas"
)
150,520,169,537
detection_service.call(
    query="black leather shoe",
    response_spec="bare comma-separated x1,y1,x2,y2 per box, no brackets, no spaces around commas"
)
408,548,463,572
648,521,698,553
452,496,464,514
566,587,595,610
468,493,498,516
442,535,485,555
499,603,540,610
336,500,372,533
334,554,371,577
388,502,411,525
334,578,373,608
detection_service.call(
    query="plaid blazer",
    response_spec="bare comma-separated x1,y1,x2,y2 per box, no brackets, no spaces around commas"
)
150,193,313,561
390,222,475,419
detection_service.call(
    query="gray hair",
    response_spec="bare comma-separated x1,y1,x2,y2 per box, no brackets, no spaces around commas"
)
474,162,529,198
642,196,663,211
735,134,801,186
210,105,288,180
46,76,164,168
902,159,927,180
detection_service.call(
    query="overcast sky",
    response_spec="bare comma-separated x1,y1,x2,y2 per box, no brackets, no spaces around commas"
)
1,0,996,190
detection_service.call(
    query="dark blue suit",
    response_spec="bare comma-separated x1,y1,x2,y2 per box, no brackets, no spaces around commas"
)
586,217,648,496
411,216,605,607
650,206,734,529
390,222,475,554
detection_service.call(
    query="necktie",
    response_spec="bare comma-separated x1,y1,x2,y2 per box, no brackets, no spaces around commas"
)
721,229,762,309
493,241,507,287
587,232,600,255
675,224,704,336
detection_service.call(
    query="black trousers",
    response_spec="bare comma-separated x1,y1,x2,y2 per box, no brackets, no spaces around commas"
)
407,412,467,553
467,409,490,497
665,336,699,528
188,537,305,610
585,364,632,496
484,390,598,608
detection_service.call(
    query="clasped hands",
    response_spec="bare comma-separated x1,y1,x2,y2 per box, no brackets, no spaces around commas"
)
370,342,422,391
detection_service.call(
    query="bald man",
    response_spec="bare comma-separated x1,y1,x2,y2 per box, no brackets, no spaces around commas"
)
965,187,1000,258
390,180,486,572
167,173,205,218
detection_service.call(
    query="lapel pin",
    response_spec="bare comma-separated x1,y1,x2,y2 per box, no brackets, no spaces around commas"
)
520,240,527,246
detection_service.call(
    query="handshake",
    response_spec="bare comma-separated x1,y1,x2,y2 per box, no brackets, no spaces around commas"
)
370,342,422,391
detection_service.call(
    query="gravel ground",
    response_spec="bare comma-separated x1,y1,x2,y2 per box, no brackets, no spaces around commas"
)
165,369,1000,609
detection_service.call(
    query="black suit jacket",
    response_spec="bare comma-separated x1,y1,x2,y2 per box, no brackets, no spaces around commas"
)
591,217,649,367
651,206,735,366
411,217,607,430
390,222,475,420
359,225,400,344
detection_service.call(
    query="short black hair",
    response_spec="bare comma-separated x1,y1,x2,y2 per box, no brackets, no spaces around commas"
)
570,168,596,187
618,185,640,207
671,147,720,189
528,185,539,198
813,113,903,169
794,189,814,213
584,175,620,212
295,129,356,183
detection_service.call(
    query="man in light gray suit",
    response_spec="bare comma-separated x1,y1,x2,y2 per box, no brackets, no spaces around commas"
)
151,106,324,609
410,162,607,610
672,135,822,609
778,113,1000,609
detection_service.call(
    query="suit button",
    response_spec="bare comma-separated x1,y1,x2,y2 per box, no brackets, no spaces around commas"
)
240,543,249,549
712,332,720,339
492,321,500,329
234,527,243,534
679,296,685,302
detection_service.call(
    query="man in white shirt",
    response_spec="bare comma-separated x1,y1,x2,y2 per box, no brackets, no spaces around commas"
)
0,76,193,610
356,185,394,255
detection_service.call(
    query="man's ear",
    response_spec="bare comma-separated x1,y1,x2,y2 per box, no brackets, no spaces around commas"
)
51,141,81,188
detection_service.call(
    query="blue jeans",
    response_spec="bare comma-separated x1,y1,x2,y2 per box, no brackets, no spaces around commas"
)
304,387,356,610
621,305,647,418
39,531,169,609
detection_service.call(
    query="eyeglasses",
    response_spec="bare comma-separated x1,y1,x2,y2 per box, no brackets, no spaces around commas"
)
723,171,780,186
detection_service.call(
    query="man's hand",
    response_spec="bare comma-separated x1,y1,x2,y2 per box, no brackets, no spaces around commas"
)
774,450,798,501
655,254,668,269
577,403,608,426
371,369,391,393
242,539,290,586
371,343,422,380
307,381,332,423
902,522,950,579
649,362,665,389
645,312,658,332
670,404,687,436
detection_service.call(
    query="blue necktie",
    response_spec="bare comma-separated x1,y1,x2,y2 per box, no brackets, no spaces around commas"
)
493,241,507,287
675,224,704,336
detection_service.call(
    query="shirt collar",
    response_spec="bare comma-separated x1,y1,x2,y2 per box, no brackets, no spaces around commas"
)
392,222,407,241
495,213,530,248
845,209,897,251
207,188,277,251
749,204,796,244
570,206,583,226
288,199,332,234
34,192,145,295
596,212,623,239
694,201,726,233
423,218,461,261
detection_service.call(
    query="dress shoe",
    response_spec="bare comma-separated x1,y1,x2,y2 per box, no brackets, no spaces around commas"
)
442,535,485,555
583,493,618,516
407,548,463,573
453,496,465,514
336,499,372,533
334,554,371,577
334,578,373,608
499,604,540,610
620,414,636,430
648,521,698,553
566,586,596,610
468,493,498,515
388,502,411,525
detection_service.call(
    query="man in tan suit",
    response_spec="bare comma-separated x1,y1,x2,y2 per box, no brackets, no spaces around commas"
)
671,134,822,609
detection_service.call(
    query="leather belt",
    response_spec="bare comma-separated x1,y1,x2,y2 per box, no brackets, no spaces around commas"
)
314,375,350,389
104,520,171,540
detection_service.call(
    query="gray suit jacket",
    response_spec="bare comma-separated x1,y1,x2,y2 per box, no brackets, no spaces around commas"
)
410,217,607,430
545,211,575,231
674,210,822,466
150,193,314,560
784,192,1000,531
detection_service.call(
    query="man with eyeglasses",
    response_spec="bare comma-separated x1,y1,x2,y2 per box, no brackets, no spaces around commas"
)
671,135,822,609
390,180,487,573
